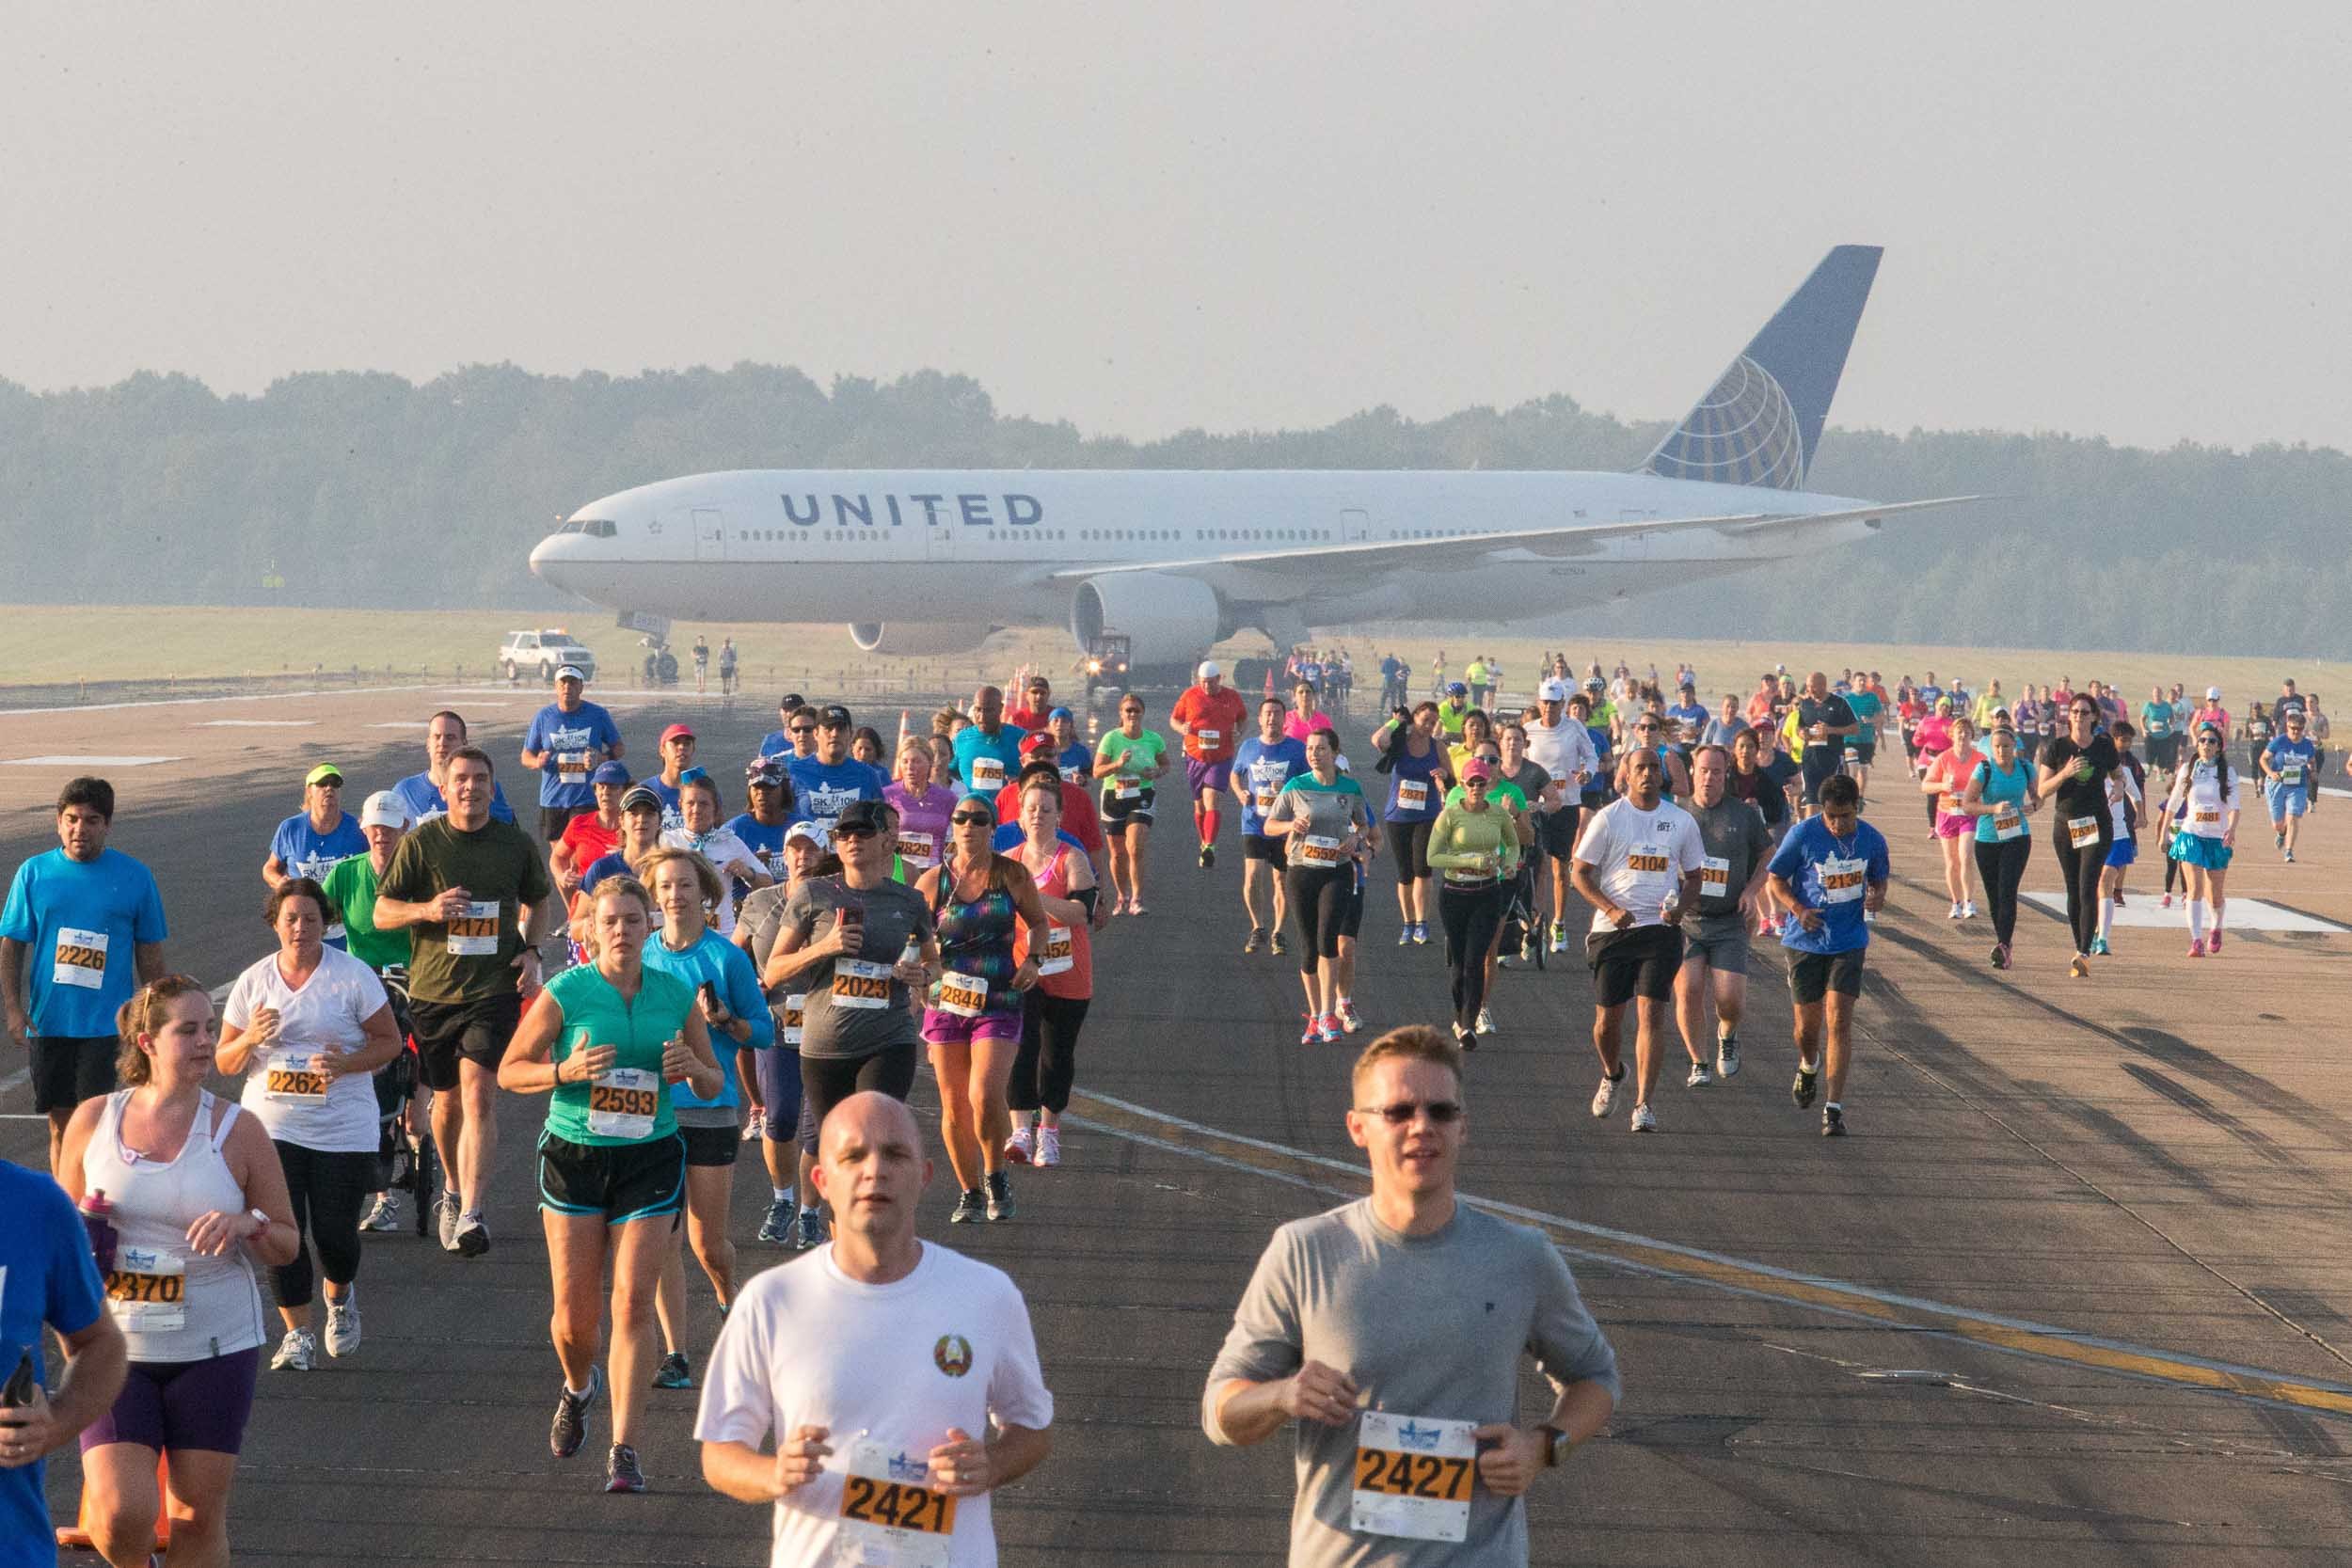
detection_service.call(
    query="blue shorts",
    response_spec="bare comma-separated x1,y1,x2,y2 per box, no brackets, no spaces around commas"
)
2267,783,2310,819
2169,832,2233,871
2105,837,2137,868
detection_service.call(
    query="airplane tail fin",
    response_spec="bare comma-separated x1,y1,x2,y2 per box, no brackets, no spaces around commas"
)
1641,245,1883,490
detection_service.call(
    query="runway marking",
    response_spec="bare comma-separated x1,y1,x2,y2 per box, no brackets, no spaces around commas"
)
195,720,318,728
2023,892,2346,934
3,754,181,768
1069,1089,2352,1421
0,682,444,718
367,721,431,730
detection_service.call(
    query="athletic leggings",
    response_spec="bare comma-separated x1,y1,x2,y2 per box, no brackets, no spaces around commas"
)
2051,818,2113,956
1010,991,1090,1115
1286,864,1354,965
269,1141,375,1310
1438,879,1510,1032
798,1041,919,1154
1385,819,1434,883
1971,836,2031,947
755,1041,804,1147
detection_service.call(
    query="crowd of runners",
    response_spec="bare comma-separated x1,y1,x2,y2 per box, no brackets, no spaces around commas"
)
0,650,2329,1565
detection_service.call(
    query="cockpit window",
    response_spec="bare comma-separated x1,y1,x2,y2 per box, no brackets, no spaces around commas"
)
582,519,618,539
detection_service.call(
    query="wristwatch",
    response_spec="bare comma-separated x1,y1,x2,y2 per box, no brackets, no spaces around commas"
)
1540,1425,1572,1467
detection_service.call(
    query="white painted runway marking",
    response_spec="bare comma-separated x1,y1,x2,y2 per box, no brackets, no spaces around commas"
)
196,720,318,728
2321,786,2352,800
4,754,181,767
367,721,430,730
0,682,444,718
2024,892,2345,934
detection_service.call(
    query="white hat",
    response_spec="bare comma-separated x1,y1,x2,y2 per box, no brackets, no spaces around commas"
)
359,790,410,830
1538,677,1569,702
555,664,586,682
1197,660,1222,680
2205,686,2222,700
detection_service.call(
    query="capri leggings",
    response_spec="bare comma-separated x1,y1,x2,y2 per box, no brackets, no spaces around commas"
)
755,1042,804,1148
1385,820,1434,882
1010,991,1090,1116
798,1040,919,1154
1971,835,2031,947
1285,864,1354,965
269,1140,375,1311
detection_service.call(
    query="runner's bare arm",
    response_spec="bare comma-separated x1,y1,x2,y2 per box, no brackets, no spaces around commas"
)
0,938,25,1042
1212,1361,1360,1447
134,942,166,985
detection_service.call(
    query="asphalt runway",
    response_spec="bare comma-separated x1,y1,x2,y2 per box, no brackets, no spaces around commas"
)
9,684,2352,1564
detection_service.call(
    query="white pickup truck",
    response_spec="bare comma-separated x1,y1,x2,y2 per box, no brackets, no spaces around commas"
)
498,628,597,684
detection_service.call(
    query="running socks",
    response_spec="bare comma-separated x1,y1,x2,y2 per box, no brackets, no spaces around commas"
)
2211,899,2226,935
771,1186,792,1206
2186,899,2208,940
2097,896,2116,942
1199,805,1221,845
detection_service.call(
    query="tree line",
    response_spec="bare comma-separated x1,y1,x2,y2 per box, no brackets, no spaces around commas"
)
0,364,2344,657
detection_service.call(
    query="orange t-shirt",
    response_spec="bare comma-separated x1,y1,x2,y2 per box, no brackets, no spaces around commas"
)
1170,684,1248,761
1923,747,1973,816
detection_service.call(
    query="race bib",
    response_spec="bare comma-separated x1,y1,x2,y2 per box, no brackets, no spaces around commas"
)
105,1245,187,1334
935,970,989,1019
1700,855,1729,895
837,1435,956,1568
557,750,590,785
1626,846,1670,874
586,1065,660,1140
898,830,938,867
833,958,894,1009
1819,854,1867,904
2280,764,2306,785
1059,766,1085,785
2193,807,2221,827
264,1050,329,1103
2067,816,2100,849
967,756,1006,791
1351,1411,1474,1544
1395,778,1429,813
52,927,109,990
1114,778,1142,801
447,900,501,957
1297,834,1347,868
1038,925,1073,976
1195,728,1221,749
1252,790,1277,816
782,993,806,1047
1993,801,2024,841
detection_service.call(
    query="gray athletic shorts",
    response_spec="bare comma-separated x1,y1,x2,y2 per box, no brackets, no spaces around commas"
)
1680,913,1751,977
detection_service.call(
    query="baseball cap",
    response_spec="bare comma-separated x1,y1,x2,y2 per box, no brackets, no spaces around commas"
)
818,704,854,729
1020,732,1057,757
784,819,828,850
358,790,408,830
590,760,630,786
659,722,695,745
554,664,585,682
2206,686,2222,700
1934,696,1954,710
744,759,786,787
1538,678,1568,702
776,692,804,711
678,766,710,787
620,784,664,814
1197,660,1222,680
305,763,344,787
1461,758,1497,782
834,800,892,835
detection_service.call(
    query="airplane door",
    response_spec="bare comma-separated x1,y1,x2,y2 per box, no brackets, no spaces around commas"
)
692,509,726,562
928,515,956,561
1340,508,1369,543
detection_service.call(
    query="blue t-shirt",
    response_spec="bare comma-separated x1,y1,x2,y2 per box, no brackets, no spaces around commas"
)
2265,736,2318,790
1917,685,1944,710
0,847,168,1038
756,730,801,763
787,756,888,829
951,725,1029,794
1969,754,2035,844
389,771,516,826
1234,736,1311,835
1845,689,1884,745
1667,701,1709,738
643,929,774,1111
0,1160,105,1568
723,810,811,884
642,775,685,832
270,810,368,883
1056,741,1095,784
1382,736,1448,823
1769,816,1889,957
521,701,623,809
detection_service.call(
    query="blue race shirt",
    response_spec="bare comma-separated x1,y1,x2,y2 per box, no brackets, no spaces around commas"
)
0,1160,105,1568
1667,701,1709,737
521,700,623,809
0,847,168,1037
2265,736,2318,788
270,810,368,882
951,724,1029,794
1056,741,1095,784
642,775,685,832
1769,816,1889,957
1234,736,1310,835
1844,689,1884,744
787,757,888,830
643,929,773,1111
1969,754,2035,845
723,810,810,884
389,771,516,826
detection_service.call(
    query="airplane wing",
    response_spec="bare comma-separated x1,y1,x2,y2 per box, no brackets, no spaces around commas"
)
1044,496,1983,582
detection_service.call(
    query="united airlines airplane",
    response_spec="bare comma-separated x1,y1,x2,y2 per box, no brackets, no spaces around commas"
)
529,245,1969,665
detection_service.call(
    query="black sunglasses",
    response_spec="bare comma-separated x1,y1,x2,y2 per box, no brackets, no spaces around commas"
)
788,725,817,736
832,825,878,841
951,812,993,826
1356,1100,1463,1126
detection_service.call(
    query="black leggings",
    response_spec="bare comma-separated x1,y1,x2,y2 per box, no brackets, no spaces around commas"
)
1438,880,1510,1032
1385,819,1434,883
2052,822,2112,956
798,1041,920,1153
269,1141,375,1310
1971,835,2031,947
1010,991,1090,1116
1286,865,1354,965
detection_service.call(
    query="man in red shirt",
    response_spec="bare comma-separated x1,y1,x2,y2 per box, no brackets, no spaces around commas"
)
1005,674,1056,735
995,742,1113,929
1169,659,1249,868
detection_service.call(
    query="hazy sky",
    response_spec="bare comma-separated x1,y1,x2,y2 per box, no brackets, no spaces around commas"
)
6,4,2348,452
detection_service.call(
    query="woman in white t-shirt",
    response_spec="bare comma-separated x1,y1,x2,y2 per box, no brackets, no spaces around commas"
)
663,771,772,935
218,877,402,1371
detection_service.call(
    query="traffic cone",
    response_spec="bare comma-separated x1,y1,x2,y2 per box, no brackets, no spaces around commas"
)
56,1449,173,1551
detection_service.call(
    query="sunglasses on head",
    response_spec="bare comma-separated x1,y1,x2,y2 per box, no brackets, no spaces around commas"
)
1356,1099,1463,1126
951,812,993,826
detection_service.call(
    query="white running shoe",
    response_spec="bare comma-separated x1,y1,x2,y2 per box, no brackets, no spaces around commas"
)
1686,1062,1712,1088
1962,900,1978,919
741,1109,765,1143
1035,1126,1062,1167
325,1297,362,1358
1590,1071,1624,1118
1629,1103,1659,1133
1005,1124,1035,1165
1473,1006,1496,1036
271,1328,317,1372
1947,902,1963,921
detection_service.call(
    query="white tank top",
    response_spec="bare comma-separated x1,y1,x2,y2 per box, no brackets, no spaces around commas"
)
84,1090,268,1363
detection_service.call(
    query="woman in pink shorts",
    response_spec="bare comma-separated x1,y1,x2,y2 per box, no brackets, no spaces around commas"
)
1917,714,1980,920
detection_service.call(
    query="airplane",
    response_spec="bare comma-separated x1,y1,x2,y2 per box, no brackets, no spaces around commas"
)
529,245,1972,670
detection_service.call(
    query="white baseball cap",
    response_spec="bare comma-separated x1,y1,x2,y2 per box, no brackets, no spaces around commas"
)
1197,660,1222,680
2205,686,2222,700
1538,678,1569,702
555,664,586,682
359,790,409,830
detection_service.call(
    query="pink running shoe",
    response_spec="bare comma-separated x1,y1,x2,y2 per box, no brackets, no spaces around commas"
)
2187,938,2206,958
2209,929,2223,953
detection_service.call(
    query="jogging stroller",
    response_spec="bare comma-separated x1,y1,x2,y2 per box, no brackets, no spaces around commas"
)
373,965,438,1238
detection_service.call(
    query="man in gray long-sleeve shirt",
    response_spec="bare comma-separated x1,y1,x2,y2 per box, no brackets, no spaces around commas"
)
1202,1025,1619,1566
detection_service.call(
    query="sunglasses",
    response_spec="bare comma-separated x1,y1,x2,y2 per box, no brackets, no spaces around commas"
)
832,825,878,842
951,812,993,826
788,725,817,736
1356,1100,1463,1126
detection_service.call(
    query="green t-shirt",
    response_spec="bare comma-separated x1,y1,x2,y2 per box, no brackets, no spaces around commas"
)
1096,728,1168,781
1845,689,1884,745
1435,700,1471,737
542,960,692,1148
1443,779,1528,813
377,816,556,1005
319,852,405,974
2140,702,2172,737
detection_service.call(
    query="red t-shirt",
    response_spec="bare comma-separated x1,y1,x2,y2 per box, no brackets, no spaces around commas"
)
1005,705,1052,734
559,811,619,872
993,779,1105,857
1171,684,1248,761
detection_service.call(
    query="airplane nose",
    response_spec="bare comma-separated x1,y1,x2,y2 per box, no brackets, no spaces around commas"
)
529,532,566,582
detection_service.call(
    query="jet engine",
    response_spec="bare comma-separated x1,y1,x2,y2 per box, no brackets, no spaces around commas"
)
1069,574,1225,665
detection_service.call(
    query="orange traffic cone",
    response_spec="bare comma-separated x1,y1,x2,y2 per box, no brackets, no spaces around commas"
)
56,1449,172,1552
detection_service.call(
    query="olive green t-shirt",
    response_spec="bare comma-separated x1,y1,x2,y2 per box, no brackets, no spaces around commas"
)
379,816,554,1005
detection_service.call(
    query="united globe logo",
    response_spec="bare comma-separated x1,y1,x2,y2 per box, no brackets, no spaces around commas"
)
1644,355,1806,490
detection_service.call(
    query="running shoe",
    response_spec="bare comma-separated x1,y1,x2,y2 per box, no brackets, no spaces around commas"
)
1474,1006,1495,1036
1035,1127,1061,1167
1549,921,1569,954
1317,1014,1342,1045
1006,1124,1035,1164
2210,929,2224,953
793,1207,827,1250
1962,901,1978,919
1335,999,1362,1034
741,1109,765,1143
550,1366,601,1460
2113,889,2126,907
2090,936,2110,957
1270,930,1288,957
1715,1036,1740,1078
1129,901,1149,916
1590,1069,1625,1118
2161,893,2173,908
1991,942,2009,970
1243,927,1264,955
1947,902,1963,921
455,1213,490,1258
1791,1064,1819,1110
758,1196,793,1243
1821,1106,1847,1138
2188,937,2206,958
1686,1062,1712,1088
1454,1023,1477,1053
2285,849,2296,863
950,1189,986,1225
986,1171,1015,1222
604,1442,646,1494
2277,829,2287,849
1394,927,1412,947
271,1327,317,1371
652,1351,692,1391
437,1191,463,1253
1495,951,1516,970
2069,954,2090,978
1629,1103,1658,1133
1300,1017,1321,1046
1199,844,1215,869
1411,923,1428,945
325,1297,362,1359
360,1192,402,1233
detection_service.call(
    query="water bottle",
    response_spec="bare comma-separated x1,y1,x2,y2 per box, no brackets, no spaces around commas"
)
80,1189,118,1275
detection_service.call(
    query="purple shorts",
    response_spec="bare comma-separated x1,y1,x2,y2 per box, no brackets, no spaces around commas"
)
1186,756,1234,797
921,1008,1024,1048
83,1347,262,1456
